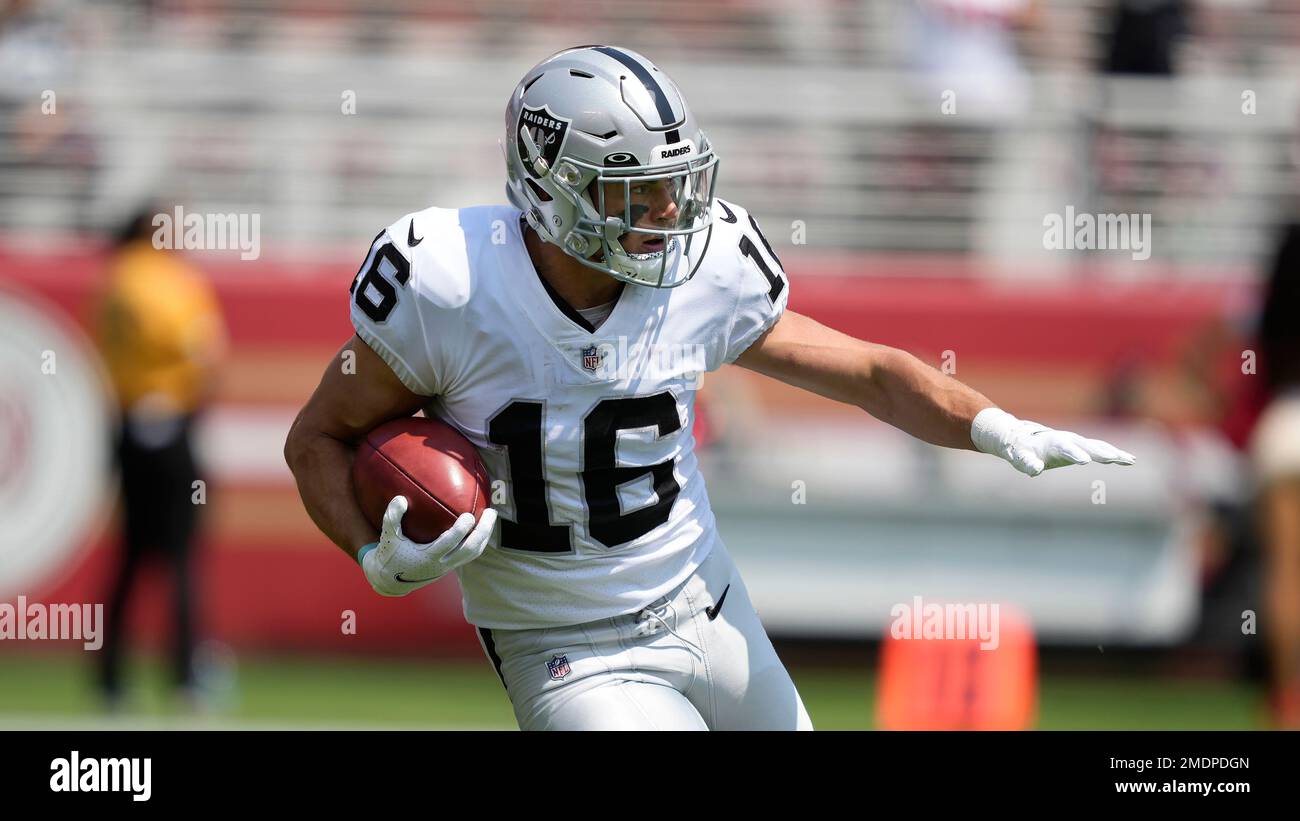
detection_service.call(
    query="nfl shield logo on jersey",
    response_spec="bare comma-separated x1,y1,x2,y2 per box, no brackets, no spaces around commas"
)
580,345,604,373
546,654,571,680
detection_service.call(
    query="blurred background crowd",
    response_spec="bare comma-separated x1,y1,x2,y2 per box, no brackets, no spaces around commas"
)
0,0,1298,729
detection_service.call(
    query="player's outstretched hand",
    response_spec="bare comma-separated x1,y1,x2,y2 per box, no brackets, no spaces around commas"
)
971,408,1136,478
359,495,497,596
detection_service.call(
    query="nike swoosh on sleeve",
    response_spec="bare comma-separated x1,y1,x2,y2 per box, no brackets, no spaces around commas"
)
705,584,730,621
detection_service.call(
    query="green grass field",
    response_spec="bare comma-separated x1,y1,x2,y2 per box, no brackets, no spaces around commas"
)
0,650,1268,730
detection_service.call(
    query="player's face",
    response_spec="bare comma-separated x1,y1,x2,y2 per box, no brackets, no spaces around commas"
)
592,177,683,255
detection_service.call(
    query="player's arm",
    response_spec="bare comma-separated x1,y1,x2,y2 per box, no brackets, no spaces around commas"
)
734,310,1135,476
284,334,425,558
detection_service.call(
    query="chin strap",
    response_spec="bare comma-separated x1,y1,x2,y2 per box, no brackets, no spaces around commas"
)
602,215,626,244
519,125,550,178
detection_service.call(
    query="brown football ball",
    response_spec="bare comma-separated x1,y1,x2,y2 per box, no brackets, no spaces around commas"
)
352,416,492,544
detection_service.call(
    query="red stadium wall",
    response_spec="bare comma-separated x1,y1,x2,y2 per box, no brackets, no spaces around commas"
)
0,244,1258,656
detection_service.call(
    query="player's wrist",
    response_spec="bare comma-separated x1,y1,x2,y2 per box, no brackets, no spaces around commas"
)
357,541,405,597
970,407,1018,457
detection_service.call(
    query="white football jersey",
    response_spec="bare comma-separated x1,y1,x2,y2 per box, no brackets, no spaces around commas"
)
349,198,788,629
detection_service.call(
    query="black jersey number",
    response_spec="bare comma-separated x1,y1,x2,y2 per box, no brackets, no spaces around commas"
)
350,240,410,323
738,213,786,303
487,393,683,552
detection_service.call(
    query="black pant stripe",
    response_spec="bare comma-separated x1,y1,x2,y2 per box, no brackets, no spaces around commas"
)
478,627,507,690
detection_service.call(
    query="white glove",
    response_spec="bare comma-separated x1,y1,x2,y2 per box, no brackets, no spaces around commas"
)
971,407,1136,477
358,496,497,597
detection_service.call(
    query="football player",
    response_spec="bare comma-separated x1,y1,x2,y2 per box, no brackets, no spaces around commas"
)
284,46,1135,730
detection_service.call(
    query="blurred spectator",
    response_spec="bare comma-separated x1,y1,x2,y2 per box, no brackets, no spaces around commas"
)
0,0,72,87
903,0,1039,118
1090,1,1193,221
0,0,99,229
1249,220,1300,728
91,204,226,711
889,0,1042,254
1100,0,1191,75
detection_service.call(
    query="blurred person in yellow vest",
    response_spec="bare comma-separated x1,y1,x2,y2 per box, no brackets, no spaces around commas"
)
92,204,227,711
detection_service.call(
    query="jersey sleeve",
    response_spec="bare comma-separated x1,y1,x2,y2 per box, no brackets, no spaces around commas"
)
349,220,462,397
717,203,790,366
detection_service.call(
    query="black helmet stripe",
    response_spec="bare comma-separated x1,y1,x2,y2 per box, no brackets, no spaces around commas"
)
593,46,681,138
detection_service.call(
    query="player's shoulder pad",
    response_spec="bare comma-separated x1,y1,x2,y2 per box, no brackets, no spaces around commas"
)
689,198,790,367
694,197,788,296
377,204,512,311
710,196,748,232
700,196,747,256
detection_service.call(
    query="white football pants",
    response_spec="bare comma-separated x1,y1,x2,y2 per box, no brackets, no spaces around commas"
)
476,540,813,731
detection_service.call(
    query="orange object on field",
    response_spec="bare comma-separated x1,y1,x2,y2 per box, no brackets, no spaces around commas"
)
876,604,1037,730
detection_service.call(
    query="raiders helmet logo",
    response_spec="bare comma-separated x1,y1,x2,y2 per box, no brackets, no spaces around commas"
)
517,104,572,179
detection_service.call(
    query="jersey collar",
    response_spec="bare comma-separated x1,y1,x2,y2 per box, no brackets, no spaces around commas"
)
509,213,650,341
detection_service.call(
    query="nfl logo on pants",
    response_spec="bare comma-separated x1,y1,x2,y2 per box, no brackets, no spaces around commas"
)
547,654,571,680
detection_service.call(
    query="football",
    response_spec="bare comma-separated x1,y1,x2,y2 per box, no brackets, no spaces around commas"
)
352,416,492,544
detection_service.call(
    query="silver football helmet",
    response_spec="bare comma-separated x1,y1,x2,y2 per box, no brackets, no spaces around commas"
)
503,46,719,288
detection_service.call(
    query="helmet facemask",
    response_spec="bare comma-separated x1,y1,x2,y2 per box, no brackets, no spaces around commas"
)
514,123,719,288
